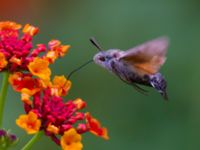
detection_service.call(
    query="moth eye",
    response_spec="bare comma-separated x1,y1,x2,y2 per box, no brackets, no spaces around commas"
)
99,56,106,62
113,53,118,58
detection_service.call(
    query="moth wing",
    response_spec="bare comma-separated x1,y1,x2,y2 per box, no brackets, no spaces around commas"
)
119,37,168,75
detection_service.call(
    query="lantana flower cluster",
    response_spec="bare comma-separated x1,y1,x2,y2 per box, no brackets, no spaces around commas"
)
0,21,108,150
0,21,69,73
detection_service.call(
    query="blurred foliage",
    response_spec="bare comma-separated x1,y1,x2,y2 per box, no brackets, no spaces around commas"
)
0,0,200,149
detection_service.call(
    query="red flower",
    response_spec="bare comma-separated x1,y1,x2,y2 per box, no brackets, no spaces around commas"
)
0,21,70,73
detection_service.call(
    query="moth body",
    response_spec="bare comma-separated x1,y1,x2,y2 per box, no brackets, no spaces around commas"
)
91,37,169,100
93,49,149,85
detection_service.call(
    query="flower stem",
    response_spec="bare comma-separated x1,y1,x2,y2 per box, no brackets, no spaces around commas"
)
22,131,43,150
0,72,9,128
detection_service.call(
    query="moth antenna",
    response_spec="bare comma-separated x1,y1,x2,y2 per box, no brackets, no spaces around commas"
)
90,37,103,51
67,59,93,80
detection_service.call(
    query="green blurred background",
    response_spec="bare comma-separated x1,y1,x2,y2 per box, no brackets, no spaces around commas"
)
1,0,200,149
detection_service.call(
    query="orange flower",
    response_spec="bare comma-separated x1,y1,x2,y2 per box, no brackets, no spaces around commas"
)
28,57,51,81
73,98,86,110
21,92,32,105
47,124,59,134
86,112,109,140
21,88,41,105
22,24,39,36
58,45,70,57
0,52,8,70
9,72,24,92
48,40,70,57
44,40,70,63
9,56,22,65
16,111,41,134
9,72,41,93
44,51,58,63
0,21,21,30
60,128,83,150
50,75,71,96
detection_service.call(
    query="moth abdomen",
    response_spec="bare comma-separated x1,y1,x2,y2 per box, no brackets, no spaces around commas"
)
150,73,168,100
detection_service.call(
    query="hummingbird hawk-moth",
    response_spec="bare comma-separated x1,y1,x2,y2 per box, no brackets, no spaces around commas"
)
90,37,169,100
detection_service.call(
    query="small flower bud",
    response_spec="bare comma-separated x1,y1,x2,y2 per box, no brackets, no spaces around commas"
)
0,129,18,149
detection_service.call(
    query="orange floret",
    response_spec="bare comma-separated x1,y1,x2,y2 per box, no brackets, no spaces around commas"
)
0,21,21,30
23,24,39,36
9,72,41,95
50,75,71,96
73,98,86,110
16,111,41,134
85,112,109,140
48,40,70,57
60,128,83,150
28,57,51,81
0,52,8,70
47,124,59,134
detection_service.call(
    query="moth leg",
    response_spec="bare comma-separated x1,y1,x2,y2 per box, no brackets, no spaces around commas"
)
131,83,148,96
116,75,148,95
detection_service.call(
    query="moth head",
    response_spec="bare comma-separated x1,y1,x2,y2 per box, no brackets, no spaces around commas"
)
93,49,121,68
90,37,121,68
